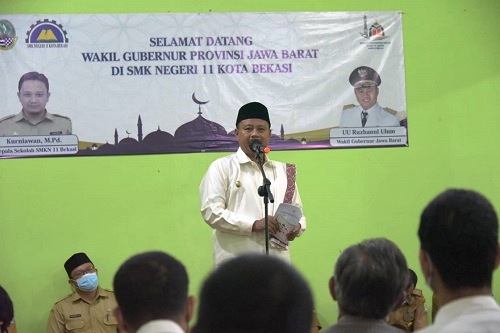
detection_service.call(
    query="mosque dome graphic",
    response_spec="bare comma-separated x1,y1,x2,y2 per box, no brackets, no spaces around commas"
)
77,93,318,156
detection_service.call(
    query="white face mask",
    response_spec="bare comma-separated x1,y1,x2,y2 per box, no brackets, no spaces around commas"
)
75,272,99,291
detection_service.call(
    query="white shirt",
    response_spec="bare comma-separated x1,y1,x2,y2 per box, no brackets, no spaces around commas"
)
340,102,400,127
417,295,500,333
136,320,184,333
199,148,306,266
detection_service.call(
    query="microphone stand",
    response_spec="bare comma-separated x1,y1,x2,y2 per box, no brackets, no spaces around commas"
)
255,151,274,255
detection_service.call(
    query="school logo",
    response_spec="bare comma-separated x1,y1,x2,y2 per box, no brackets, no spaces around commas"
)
359,14,391,50
0,19,18,50
360,14,389,41
25,19,69,48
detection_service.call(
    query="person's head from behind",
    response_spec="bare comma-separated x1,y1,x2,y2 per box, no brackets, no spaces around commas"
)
329,238,408,319
64,252,99,292
113,251,194,333
0,285,14,333
17,71,50,116
418,189,499,292
193,254,314,333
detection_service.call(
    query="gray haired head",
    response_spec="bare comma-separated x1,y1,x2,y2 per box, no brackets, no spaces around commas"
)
333,238,408,319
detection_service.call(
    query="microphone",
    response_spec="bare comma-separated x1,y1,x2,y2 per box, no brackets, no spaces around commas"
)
249,139,271,154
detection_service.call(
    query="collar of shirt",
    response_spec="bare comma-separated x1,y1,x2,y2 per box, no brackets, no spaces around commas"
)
434,295,500,327
15,109,51,123
364,102,380,114
70,286,109,303
339,315,389,326
235,147,270,165
136,319,184,333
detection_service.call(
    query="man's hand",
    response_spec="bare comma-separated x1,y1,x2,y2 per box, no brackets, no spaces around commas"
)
252,216,278,235
286,224,301,241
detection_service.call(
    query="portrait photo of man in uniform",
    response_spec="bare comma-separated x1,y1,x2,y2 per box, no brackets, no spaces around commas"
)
339,66,406,128
0,71,72,136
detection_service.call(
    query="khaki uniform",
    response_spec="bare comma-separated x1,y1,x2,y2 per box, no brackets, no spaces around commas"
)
46,287,118,333
387,288,428,332
0,110,72,136
7,321,17,333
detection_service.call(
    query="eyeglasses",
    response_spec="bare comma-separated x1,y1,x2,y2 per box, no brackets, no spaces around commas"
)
72,266,96,280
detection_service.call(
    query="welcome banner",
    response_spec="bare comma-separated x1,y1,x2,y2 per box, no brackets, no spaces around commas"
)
0,11,407,158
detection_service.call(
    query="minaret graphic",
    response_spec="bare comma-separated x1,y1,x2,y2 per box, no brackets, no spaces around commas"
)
114,128,118,145
280,124,284,140
137,115,143,142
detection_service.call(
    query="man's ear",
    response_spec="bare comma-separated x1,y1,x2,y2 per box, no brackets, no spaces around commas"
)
419,249,432,280
186,295,196,323
113,306,128,332
328,276,337,301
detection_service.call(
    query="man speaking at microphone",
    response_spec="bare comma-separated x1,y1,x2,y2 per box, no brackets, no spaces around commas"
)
199,101,306,267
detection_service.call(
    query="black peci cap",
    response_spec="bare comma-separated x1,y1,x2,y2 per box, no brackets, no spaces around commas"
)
64,253,92,277
236,102,271,127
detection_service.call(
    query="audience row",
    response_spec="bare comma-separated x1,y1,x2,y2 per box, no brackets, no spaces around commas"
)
1,188,499,333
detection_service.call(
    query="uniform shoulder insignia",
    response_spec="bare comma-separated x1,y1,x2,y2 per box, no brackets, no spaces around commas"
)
53,114,72,121
54,293,74,305
103,288,115,293
383,107,398,115
0,114,16,123
343,104,356,110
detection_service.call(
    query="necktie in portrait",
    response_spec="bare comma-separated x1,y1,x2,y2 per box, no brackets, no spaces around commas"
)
361,110,368,127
